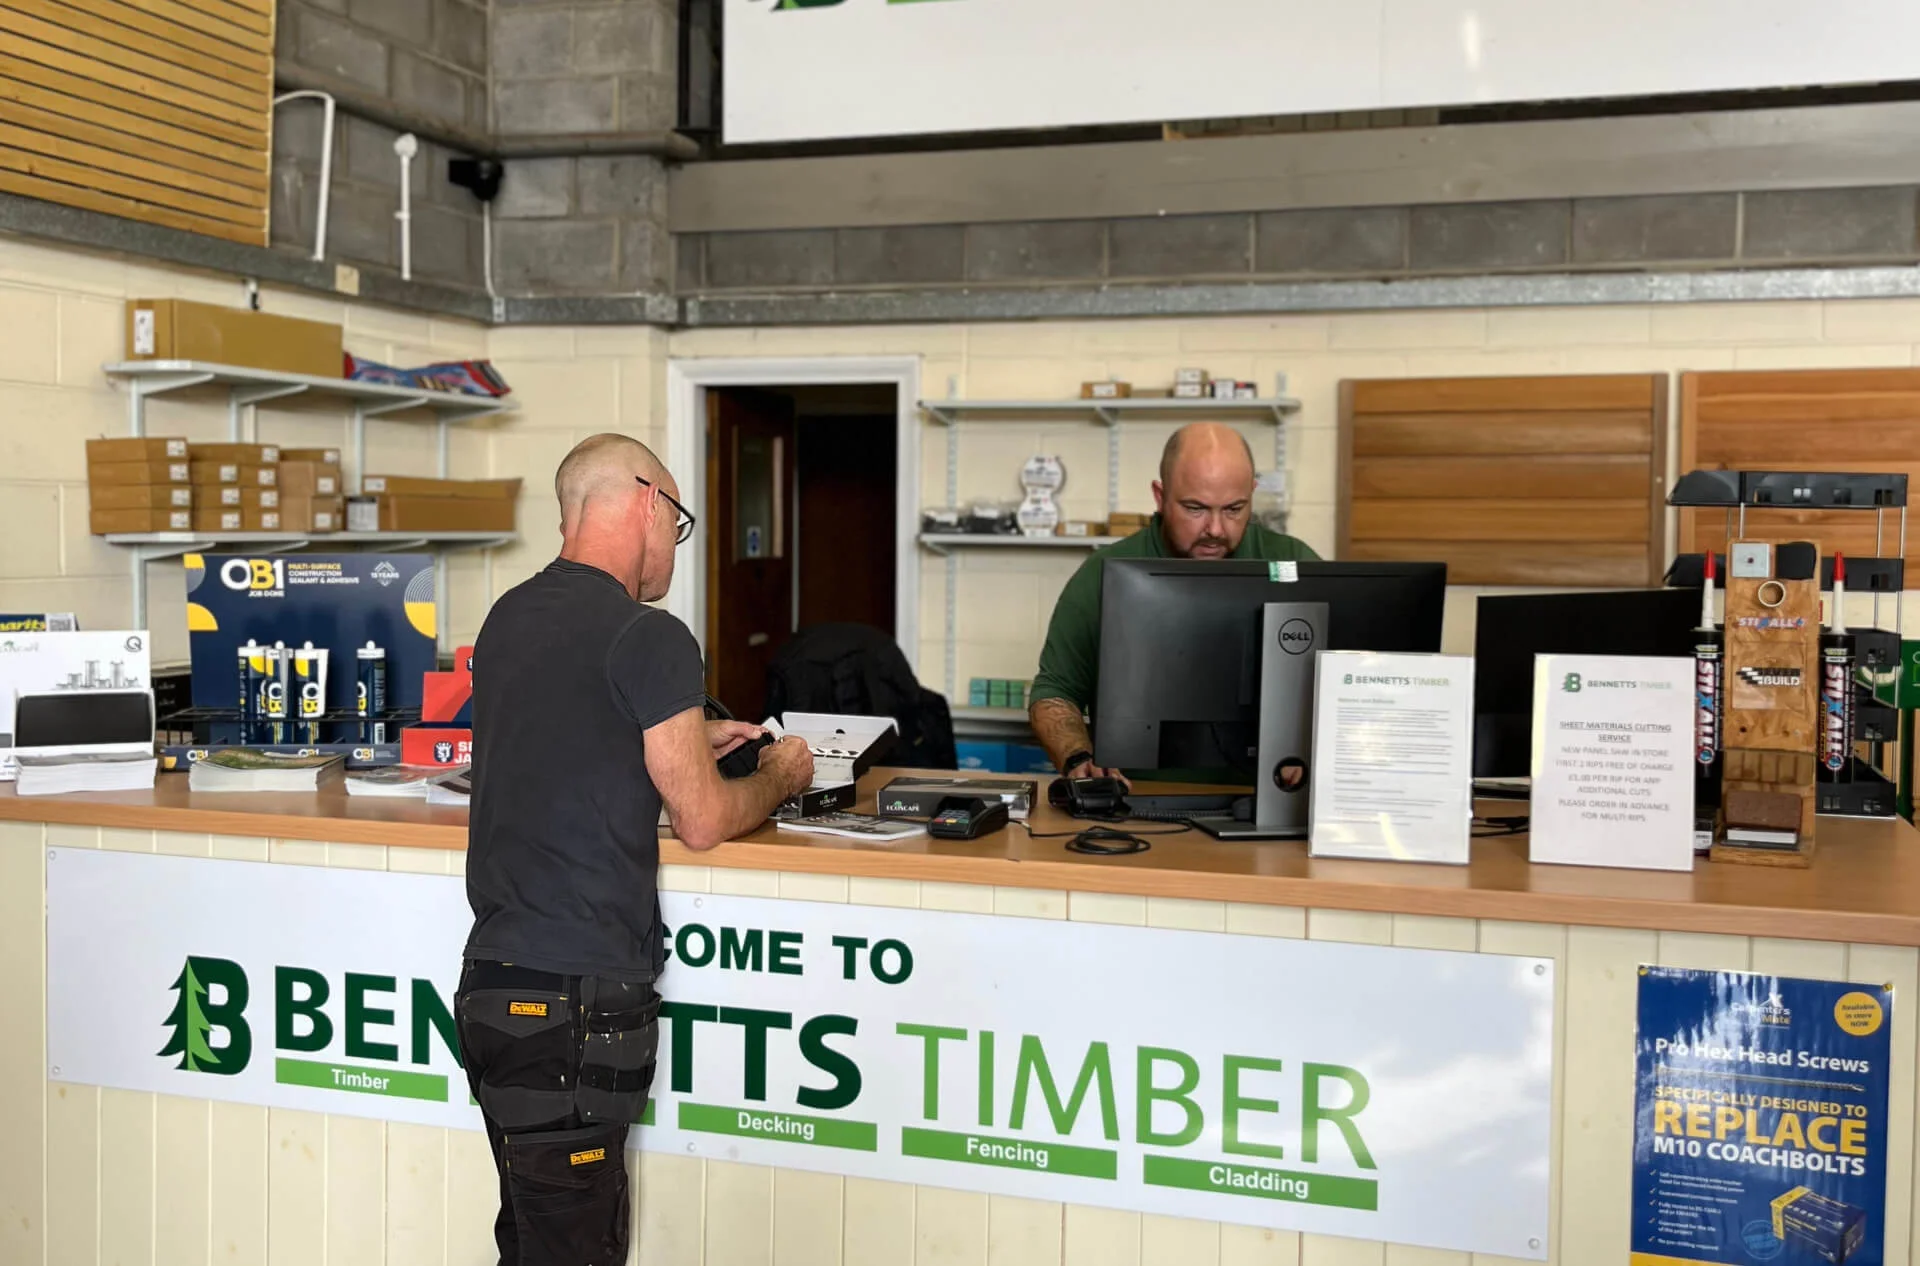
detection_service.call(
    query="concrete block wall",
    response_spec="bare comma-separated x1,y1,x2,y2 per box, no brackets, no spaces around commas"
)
492,155,672,294
676,187,1920,294
271,0,491,289
489,0,679,295
0,235,493,665
271,105,487,289
668,299,1920,693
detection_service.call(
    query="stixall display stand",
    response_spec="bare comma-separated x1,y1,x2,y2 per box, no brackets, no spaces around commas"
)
1194,600,1324,840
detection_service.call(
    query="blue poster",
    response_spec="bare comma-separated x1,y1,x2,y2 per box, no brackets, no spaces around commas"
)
1634,968,1892,1266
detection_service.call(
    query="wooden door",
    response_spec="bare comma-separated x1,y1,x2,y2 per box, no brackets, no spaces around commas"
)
706,387,796,720
797,413,896,634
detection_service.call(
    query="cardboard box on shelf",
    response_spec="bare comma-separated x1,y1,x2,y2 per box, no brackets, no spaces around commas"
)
1081,381,1132,400
1174,368,1208,386
279,496,345,533
361,475,521,500
190,461,276,488
86,437,187,463
90,459,190,486
91,508,191,534
280,447,342,465
87,484,193,511
191,507,282,533
1172,382,1207,398
189,442,280,465
205,486,280,510
374,496,516,532
126,299,343,379
278,461,344,498
346,497,378,534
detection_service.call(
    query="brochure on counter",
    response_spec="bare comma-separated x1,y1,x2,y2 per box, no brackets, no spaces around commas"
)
1308,650,1475,864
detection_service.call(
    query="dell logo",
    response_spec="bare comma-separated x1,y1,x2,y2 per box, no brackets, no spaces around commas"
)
1277,619,1315,655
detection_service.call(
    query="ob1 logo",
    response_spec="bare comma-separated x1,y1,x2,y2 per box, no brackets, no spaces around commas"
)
159,956,251,1075
1277,618,1316,656
220,558,286,595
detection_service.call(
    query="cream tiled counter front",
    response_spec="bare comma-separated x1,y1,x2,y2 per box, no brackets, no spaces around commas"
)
2,774,1918,1266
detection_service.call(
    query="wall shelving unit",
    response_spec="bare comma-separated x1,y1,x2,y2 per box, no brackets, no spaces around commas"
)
101,361,517,640
917,384,1300,697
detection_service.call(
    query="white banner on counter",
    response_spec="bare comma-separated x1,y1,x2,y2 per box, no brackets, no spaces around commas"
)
47,849,1554,1257
723,0,1920,143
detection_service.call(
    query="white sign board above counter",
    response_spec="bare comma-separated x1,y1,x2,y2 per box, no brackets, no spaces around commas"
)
723,0,1920,143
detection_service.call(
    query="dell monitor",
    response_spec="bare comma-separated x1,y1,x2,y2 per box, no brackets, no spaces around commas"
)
1093,558,1448,778
1472,588,1700,780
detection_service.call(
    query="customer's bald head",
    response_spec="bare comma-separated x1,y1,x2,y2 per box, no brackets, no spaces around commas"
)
1159,422,1255,488
555,433,670,526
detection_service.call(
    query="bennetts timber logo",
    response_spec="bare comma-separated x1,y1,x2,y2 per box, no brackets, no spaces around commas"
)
159,956,251,1076
1562,673,1582,693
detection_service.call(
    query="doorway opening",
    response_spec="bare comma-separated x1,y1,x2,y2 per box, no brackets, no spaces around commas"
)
704,381,900,721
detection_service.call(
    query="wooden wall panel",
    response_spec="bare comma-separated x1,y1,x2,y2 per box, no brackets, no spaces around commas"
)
1679,368,1920,572
0,0,271,246
1338,374,1669,587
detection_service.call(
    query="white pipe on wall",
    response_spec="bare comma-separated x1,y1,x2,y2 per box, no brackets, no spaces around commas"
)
393,133,418,281
270,90,336,262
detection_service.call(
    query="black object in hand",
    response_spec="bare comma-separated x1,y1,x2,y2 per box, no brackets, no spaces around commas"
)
1049,776,1128,818
717,732,776,781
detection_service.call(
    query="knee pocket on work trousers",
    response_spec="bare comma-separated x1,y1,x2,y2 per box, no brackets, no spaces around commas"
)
458,986,575,1129
577,993,661,1126
503,1122,630,1266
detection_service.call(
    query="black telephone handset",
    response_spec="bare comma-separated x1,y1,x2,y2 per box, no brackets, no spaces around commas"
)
706,694,776,781
1049,776,1129,819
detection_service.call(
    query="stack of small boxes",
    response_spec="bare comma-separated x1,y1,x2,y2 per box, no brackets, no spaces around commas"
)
189,441,281,532
88,439,345,535
277,448,346,533
969,677,1031,711
86,437,194,533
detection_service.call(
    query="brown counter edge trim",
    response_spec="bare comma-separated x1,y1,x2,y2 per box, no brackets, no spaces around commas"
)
7,800,1915,947
0,799,469,851
667,841,1920,949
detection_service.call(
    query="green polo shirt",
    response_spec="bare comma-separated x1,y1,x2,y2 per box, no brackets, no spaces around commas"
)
1029,515,1319,779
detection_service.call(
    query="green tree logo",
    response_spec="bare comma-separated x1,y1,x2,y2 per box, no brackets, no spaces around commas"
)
159,956,252,1076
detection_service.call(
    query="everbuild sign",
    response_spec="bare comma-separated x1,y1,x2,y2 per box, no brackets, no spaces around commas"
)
49,850,1554,1256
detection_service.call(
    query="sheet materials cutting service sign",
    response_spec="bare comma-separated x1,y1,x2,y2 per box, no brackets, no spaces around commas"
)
1633,967,1892,1266
1530,654,1696,871
46,849,1555,1257
1309,651,1474,864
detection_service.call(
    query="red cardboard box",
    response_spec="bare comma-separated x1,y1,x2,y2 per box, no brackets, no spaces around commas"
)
401,644,475,766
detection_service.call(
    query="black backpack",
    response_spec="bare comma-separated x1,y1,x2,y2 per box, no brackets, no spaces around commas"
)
765,624,957,770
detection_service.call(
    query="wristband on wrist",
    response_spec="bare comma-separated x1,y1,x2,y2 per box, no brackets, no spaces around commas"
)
1060,749,1094,776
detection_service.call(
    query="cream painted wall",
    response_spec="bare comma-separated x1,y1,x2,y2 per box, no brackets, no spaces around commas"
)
4,822,1918,1266
0,235,495,663
0,235,672,665
668,303,1920,692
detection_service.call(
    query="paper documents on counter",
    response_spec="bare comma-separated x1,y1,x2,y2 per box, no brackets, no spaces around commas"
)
14,752,157,796
188,749,345,793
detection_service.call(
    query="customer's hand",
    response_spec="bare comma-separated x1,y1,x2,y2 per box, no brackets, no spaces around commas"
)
759,735,816,797
705,719,765,758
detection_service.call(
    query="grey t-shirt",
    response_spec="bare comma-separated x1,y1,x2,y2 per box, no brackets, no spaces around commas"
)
465,558,705,981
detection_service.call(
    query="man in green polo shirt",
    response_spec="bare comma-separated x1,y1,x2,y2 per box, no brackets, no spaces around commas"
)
1028,422,1318,782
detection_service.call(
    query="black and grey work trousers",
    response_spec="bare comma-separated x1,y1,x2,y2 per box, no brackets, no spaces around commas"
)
456,960,661,1266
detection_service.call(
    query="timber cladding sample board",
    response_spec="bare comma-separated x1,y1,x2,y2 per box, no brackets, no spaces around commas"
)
1337,374,1669,586
0,0,273,246
1680,368,1920,570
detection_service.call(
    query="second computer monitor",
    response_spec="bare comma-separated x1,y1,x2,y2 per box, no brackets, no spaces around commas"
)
1093,558,1448,775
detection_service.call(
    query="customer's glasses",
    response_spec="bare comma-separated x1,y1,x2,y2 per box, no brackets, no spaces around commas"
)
635,476,696,546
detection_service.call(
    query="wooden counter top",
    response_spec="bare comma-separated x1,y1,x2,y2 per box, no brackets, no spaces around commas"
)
4,771,1919,944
